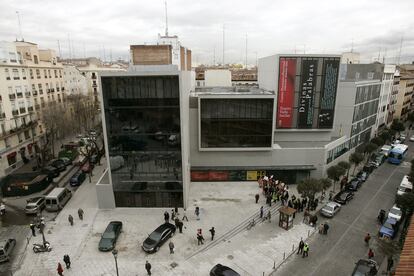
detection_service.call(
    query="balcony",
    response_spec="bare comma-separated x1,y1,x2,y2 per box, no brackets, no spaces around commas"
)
9,94,16,100
16,93,23,98
47,89,51,93
0,120,38,139
25,92,31,97
19,107,26,114
35,104,40,110
28,106,34,112
56,87,60,92
12,110,19,116
32,90,38,96
51,88,55,93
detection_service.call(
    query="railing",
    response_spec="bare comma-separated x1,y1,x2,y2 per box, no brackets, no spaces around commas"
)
19,108,26,114
16,93,23,98
32,91,38,96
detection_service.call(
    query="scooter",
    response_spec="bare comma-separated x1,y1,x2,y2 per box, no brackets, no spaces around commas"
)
33,242,52,253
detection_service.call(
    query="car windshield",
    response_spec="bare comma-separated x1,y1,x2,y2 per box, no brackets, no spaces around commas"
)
390,208,402,217
102,231,115,239
383,222,393,229
323,206,333,212
26,204,37,209
149,231,162,241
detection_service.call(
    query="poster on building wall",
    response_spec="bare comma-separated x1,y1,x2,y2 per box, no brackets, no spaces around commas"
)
277,58,296,128
297,60,318,128
208,171,229,181
246,171,258,180
318,59,340,128
191,171,209,181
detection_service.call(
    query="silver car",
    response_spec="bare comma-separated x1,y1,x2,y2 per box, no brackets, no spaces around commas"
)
320,201,341,217
25,197,45,214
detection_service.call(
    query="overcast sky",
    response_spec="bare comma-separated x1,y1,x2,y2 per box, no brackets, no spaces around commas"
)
1,0,414,65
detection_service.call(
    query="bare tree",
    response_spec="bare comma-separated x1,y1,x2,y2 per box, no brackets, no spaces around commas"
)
41,102,67,158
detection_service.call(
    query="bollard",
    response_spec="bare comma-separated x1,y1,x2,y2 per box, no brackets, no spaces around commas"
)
283,252,286,260
292,244,294,252
308,230,310,237
273,261,276,269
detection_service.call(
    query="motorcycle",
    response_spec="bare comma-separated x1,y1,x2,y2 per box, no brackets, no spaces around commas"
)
33,242,52,253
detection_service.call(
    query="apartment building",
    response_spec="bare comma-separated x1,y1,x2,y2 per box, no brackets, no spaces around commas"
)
395,65,414,121
63,64,88,95
374,64,396,133
0,41,66,175
388,70,400,124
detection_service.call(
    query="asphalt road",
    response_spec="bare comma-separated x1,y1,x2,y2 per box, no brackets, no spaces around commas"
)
275,146,414,276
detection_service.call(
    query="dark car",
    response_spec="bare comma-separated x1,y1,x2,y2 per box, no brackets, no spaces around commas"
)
210,264,241,276
369,152,386,168
98,221,123,252
352,259,378,276
346,178,362,191
42,166,60,178
379,217,398,239
58,157,72,167
334,190,354,205
49,159,66,172
142,223,176,253
69,171,86,187
356,171,369,182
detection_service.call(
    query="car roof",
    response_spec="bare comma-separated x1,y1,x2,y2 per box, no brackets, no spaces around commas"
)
27,197,43,203
326,202,340,207
154,223,175,233
385,217,397,224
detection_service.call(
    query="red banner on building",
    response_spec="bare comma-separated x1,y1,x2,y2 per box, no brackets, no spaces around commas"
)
191,171,210,181
277,58,296,128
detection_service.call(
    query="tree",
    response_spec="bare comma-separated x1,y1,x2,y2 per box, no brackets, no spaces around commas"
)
319,178,332,191
391,119,405,135
379,130,392,144
78,137,99,182
327,165,346,191
371,137,385,147
42,102,67,158
297,178,324,200
407,112,414,126
364,142,378,163
395,193,414,217
349,152,364,175
337,161,351,177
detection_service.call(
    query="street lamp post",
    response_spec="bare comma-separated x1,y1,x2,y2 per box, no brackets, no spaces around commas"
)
112,249,119,276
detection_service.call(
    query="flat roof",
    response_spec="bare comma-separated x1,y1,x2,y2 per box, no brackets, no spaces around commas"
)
192,86,274,96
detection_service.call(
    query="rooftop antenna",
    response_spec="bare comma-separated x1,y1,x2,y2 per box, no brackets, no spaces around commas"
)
397,36,403,65
222,24,225,65
164,0,168,36
16,11,23,41
245,33,248,68
57,40,62,58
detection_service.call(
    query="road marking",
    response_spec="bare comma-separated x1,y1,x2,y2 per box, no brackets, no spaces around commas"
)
308,164,399,276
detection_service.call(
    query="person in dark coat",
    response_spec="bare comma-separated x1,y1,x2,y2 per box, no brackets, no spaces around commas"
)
209,227,215,241
177,220,183,233
164,211,169,223
68,215,74,226
30,223,36,236
259,206,264,218
297,239,304,255
57,262,64,276
174,217,180,228
145,261,152,275
197,232,204,245
255,194,259,204
323,222,329,235
63,254,71,269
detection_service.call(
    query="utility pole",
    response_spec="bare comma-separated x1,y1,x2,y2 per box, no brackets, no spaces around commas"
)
165,0,169,36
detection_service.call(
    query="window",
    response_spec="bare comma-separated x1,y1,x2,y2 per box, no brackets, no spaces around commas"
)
29,69,33,79
22,69,26,79
36,69,41,79
9,52,17,62
48,70,51,78
12,69,19,80
38,84,43,94
54,70,57,78
59,70,62,78
4,69,10,80
33,55,38,64
44,70,47,78
15,86,23,98
7,152,16,166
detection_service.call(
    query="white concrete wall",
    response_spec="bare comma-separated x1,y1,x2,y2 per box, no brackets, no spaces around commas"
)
258,54,278,92
204,70,232,87
333,82,356,138
96,170,116,209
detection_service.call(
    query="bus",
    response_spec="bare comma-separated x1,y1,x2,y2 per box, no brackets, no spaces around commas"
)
388,144,408,164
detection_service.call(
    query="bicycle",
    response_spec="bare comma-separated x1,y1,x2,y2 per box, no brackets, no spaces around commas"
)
247,219,256,230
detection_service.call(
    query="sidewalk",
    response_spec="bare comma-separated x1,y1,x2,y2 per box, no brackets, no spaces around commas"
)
13,179,320,276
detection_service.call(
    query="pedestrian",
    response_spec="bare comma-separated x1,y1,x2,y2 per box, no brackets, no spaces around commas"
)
164,211,169,223
68,215,73,226
57,262,64,276
39,220,45,234
266,195,272,206
323,223,329,235
297,239,304,255
195,206,200,220
30,223,36,236
318,224,324,234
387,256,394,272
63,254,71,269
260,206,264,219
209,227,215,240
267,210,271,222
78,208,84,220
197,232,204,245
145,260,152,275
177,220,183,233
302,243,309,257
255,193,260,204
174,217,180,228
364,233,371,246
174,206,179,216
368,248,374,259
169,241,174,254
182,208,188,221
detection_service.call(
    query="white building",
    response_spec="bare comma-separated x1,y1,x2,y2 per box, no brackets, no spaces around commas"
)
374,64,396,133
63,65,88,95
341,52,361,64
204,70,232,87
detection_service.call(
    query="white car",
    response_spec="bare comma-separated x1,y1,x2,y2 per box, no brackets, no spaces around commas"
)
388,205,402,222
320,201,341,217
410,135,414,142
380,145,392,157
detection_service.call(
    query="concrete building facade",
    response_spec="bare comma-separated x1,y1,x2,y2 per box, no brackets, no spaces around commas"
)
63,64,88,95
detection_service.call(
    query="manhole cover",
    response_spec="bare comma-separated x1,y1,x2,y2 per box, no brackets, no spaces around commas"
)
170,262,179,268
227,255,234,260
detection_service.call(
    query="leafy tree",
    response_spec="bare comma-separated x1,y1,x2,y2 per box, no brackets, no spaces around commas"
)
395,193,414,216
349,152,364,175
319,178,332,191
364,142,379,163
391,119,405,135
355,144,366,154
371,137,385,147
407,112,414,125
297,178,324,200
379,130,392,143
327,165,346,191
337,161,351,177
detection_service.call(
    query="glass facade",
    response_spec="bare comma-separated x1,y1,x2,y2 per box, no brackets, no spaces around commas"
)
200,98,273,148
101,75,183,207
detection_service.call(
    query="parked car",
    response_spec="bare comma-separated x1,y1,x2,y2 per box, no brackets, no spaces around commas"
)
49,159,66,172
210,264,241,276
142,223,176,253
98,221,123,252
25,196,45,214
69,170,86,187
0,239,16,263
410,135,414,142
81,161,94,173
320,201,341,218
334,190,354,205
379,217,398,239
388,205,403,222
352,259,378,276
42,166,60,178
400,134,406,143
369,152,386,168
380,145,392,157
346,178,361,191
362,164,376,174
356,171,369,182
58,157,72,167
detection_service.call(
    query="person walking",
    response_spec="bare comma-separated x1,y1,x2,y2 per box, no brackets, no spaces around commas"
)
30,223,36,236
387,256,394,273
267,210,271,222
297,239,304,255
255,193,260,204
169,241,174,254
209,227,215,241
177,220,183,233
145,260,152,275
68,215,74,226
323,222,329,235
197,232,204,245
318,224,324,234
182,208,188,221
368,248,374,259
260,206,264,219
195,206,200,220
171,209,176,220
63,254,71,269
164,211,169,223
174,217,180,228
78,208,84,220
364,233,371,246
302,243,309,257
174,206,179,216
57,262,64,276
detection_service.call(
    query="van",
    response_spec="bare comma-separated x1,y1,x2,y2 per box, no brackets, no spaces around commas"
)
397,175,413,196
45,187,72,211
0,239,16,262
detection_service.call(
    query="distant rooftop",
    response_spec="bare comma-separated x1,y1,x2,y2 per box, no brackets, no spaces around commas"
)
192,86,273,96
